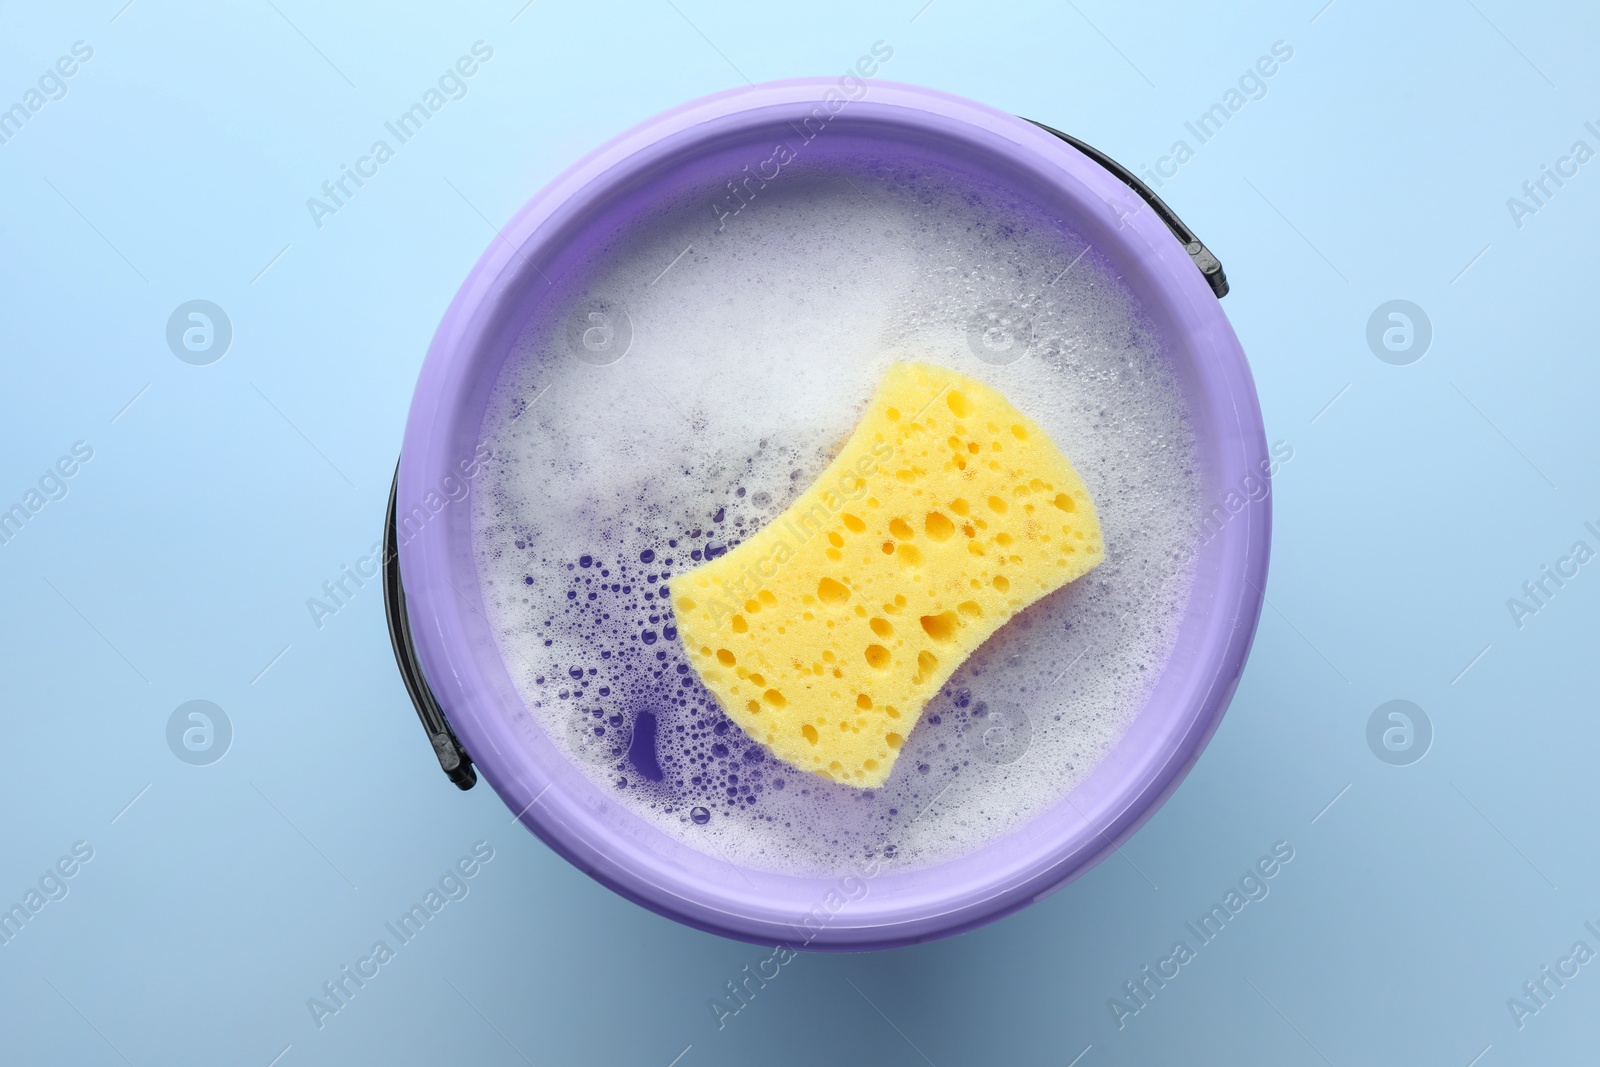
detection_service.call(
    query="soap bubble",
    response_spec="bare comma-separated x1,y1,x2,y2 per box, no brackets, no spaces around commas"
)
567,705,626,764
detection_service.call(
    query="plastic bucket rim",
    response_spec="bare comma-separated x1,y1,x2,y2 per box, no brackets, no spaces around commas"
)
396,77,1270,949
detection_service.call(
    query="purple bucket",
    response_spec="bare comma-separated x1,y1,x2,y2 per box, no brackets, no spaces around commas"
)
391,78,1269,949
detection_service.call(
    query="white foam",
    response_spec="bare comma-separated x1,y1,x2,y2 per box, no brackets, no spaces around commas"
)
470,156,1200,876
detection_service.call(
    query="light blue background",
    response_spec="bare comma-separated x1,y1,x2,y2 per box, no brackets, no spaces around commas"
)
1,1,1595,1064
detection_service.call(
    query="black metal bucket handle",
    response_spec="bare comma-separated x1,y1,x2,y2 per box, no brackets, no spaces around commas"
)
383,472,476,789
1028,121,1229,298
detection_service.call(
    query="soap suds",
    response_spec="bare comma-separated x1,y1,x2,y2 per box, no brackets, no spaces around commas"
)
470,157,1201,876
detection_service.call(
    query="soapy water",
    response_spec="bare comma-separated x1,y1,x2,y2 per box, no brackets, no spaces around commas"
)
470,155,1201,876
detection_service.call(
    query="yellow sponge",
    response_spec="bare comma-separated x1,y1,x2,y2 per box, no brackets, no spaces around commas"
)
669,362,1103,788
